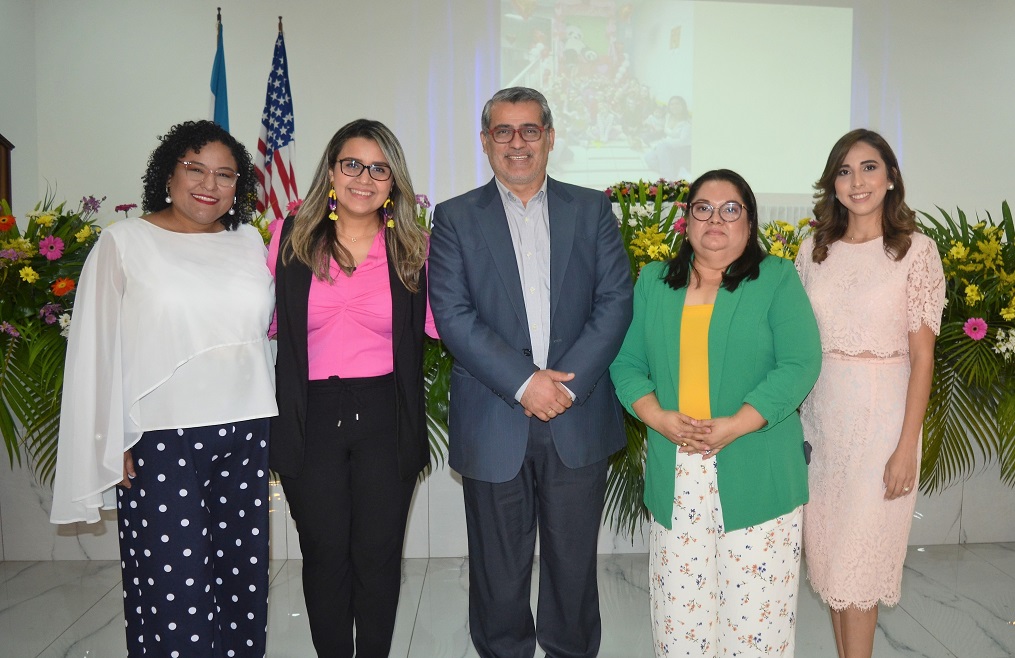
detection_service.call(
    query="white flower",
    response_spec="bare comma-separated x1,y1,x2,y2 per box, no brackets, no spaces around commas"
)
58,313,71,338
627,218,637,227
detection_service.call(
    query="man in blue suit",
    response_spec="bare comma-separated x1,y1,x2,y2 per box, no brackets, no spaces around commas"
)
429,87,633,658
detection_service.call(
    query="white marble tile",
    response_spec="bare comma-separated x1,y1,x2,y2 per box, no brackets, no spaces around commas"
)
0,560,121,657
407,557,480,658
0,463,120,560
797,571,957,657
390,558,428,657
898,544,1015,657
268,476,289,560
961,541,1015,579
265,560,315,657
35,584,126,658
958,462,1015,544
597,554,654,657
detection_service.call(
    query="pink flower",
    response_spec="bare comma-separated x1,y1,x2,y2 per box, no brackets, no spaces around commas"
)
963,317,988,340
286,198,304,214
675,217,687,235
604,187,613,197
38,235,64,260
648,185,658,196
114,203,137,215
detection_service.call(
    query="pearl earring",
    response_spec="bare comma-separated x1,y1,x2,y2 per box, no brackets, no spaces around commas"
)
888,183,895,190
165,186,172,204
227,196,236,215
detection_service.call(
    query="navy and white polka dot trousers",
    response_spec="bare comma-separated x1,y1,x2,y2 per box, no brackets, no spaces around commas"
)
116,418,270,658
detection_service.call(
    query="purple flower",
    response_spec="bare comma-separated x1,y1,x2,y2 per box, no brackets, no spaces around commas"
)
0,248,21,260
38,235,65,260
81,195,105,214
415,194,431,209
963,317,988,340
39,303,62,325
0,322,19,338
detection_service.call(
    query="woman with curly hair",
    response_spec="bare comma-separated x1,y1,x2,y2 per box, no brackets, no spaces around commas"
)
269,118,437,657
51,120,278,657
796,129,945,658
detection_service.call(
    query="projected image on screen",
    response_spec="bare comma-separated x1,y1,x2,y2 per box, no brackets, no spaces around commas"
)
502,1,694,187
501,0,852,200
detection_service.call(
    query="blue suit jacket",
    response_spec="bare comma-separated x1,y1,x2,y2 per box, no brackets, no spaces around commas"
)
429,177,633,483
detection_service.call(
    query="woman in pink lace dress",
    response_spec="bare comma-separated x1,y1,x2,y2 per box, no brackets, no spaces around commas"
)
795,129,945,658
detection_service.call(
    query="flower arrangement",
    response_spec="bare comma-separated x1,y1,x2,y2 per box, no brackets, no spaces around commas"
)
0,194,104,480
607,179,689,279
759,218,815,261
918,203,1015,491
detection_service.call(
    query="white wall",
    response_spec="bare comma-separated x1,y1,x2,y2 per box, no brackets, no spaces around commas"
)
3,0,1015,559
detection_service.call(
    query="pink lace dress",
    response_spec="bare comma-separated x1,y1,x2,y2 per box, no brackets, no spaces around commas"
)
795,233,944,610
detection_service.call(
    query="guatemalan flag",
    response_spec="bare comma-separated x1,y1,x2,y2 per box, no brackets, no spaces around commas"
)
210,14,228,131
255,29,298,220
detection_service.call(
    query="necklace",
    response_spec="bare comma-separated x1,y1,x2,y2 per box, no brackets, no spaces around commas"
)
336,223,380,244
844,233,883,243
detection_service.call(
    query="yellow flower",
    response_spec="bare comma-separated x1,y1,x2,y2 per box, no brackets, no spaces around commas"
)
1002,304,1015,322
947,241,969,261
797,218,812,228
35,214,56,227
964,284,983,305
19,266,39,283
75,225,93,242
775,220,795,232
769,242,786,258
2,236,36,257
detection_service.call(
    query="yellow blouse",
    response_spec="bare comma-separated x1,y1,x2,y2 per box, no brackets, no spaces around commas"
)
678,304,713,420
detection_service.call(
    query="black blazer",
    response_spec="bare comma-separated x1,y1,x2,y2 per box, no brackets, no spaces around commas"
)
270,217,429,480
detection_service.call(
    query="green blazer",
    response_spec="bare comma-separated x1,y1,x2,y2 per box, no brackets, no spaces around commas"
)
610,257,821,532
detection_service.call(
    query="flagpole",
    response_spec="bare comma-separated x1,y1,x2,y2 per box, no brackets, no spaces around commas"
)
210,7,229,131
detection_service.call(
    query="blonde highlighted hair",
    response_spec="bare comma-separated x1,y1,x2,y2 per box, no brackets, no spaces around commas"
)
283,119,427,292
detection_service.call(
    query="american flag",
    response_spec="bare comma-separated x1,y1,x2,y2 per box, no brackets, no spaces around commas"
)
255,31,298,220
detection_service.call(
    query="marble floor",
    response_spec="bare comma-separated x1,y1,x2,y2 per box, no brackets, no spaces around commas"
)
2,543,1014,657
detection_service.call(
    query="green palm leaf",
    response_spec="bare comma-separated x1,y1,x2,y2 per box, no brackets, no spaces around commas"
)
605,413,650,540
920,352,998,493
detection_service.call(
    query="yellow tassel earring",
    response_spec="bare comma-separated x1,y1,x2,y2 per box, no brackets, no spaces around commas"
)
382,198,395,228
328,188,338,221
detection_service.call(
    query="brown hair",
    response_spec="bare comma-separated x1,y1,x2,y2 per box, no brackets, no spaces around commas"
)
810,128,917,263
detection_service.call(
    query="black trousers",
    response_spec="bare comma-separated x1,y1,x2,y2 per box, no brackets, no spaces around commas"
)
463,417,607,658
281,374,417,658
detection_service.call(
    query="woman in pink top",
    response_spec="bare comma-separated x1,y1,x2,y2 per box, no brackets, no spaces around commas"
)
268,119,438,658
796,129,945,658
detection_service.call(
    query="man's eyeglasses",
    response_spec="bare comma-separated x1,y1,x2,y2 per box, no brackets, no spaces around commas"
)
177,161,241,189
337,158,392,182
486,125,547,143
689,201,747,223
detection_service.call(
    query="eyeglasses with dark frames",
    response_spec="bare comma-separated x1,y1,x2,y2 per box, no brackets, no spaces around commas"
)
689,201,747,223
336,158,392,182
177,160,241,189
486,125,547,143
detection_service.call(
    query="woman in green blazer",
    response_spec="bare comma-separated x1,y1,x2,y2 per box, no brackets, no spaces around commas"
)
610,169,821,657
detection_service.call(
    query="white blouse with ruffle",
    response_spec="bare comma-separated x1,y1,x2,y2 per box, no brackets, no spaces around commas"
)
50,218,277,524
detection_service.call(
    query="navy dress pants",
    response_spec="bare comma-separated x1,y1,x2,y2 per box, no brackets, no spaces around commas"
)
463,417,607,658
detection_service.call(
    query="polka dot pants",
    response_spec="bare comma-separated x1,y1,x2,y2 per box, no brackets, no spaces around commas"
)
117,418,270,658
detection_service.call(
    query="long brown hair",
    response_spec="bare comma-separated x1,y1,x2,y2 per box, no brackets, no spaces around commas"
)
283,119,427,292
810,128,917,263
